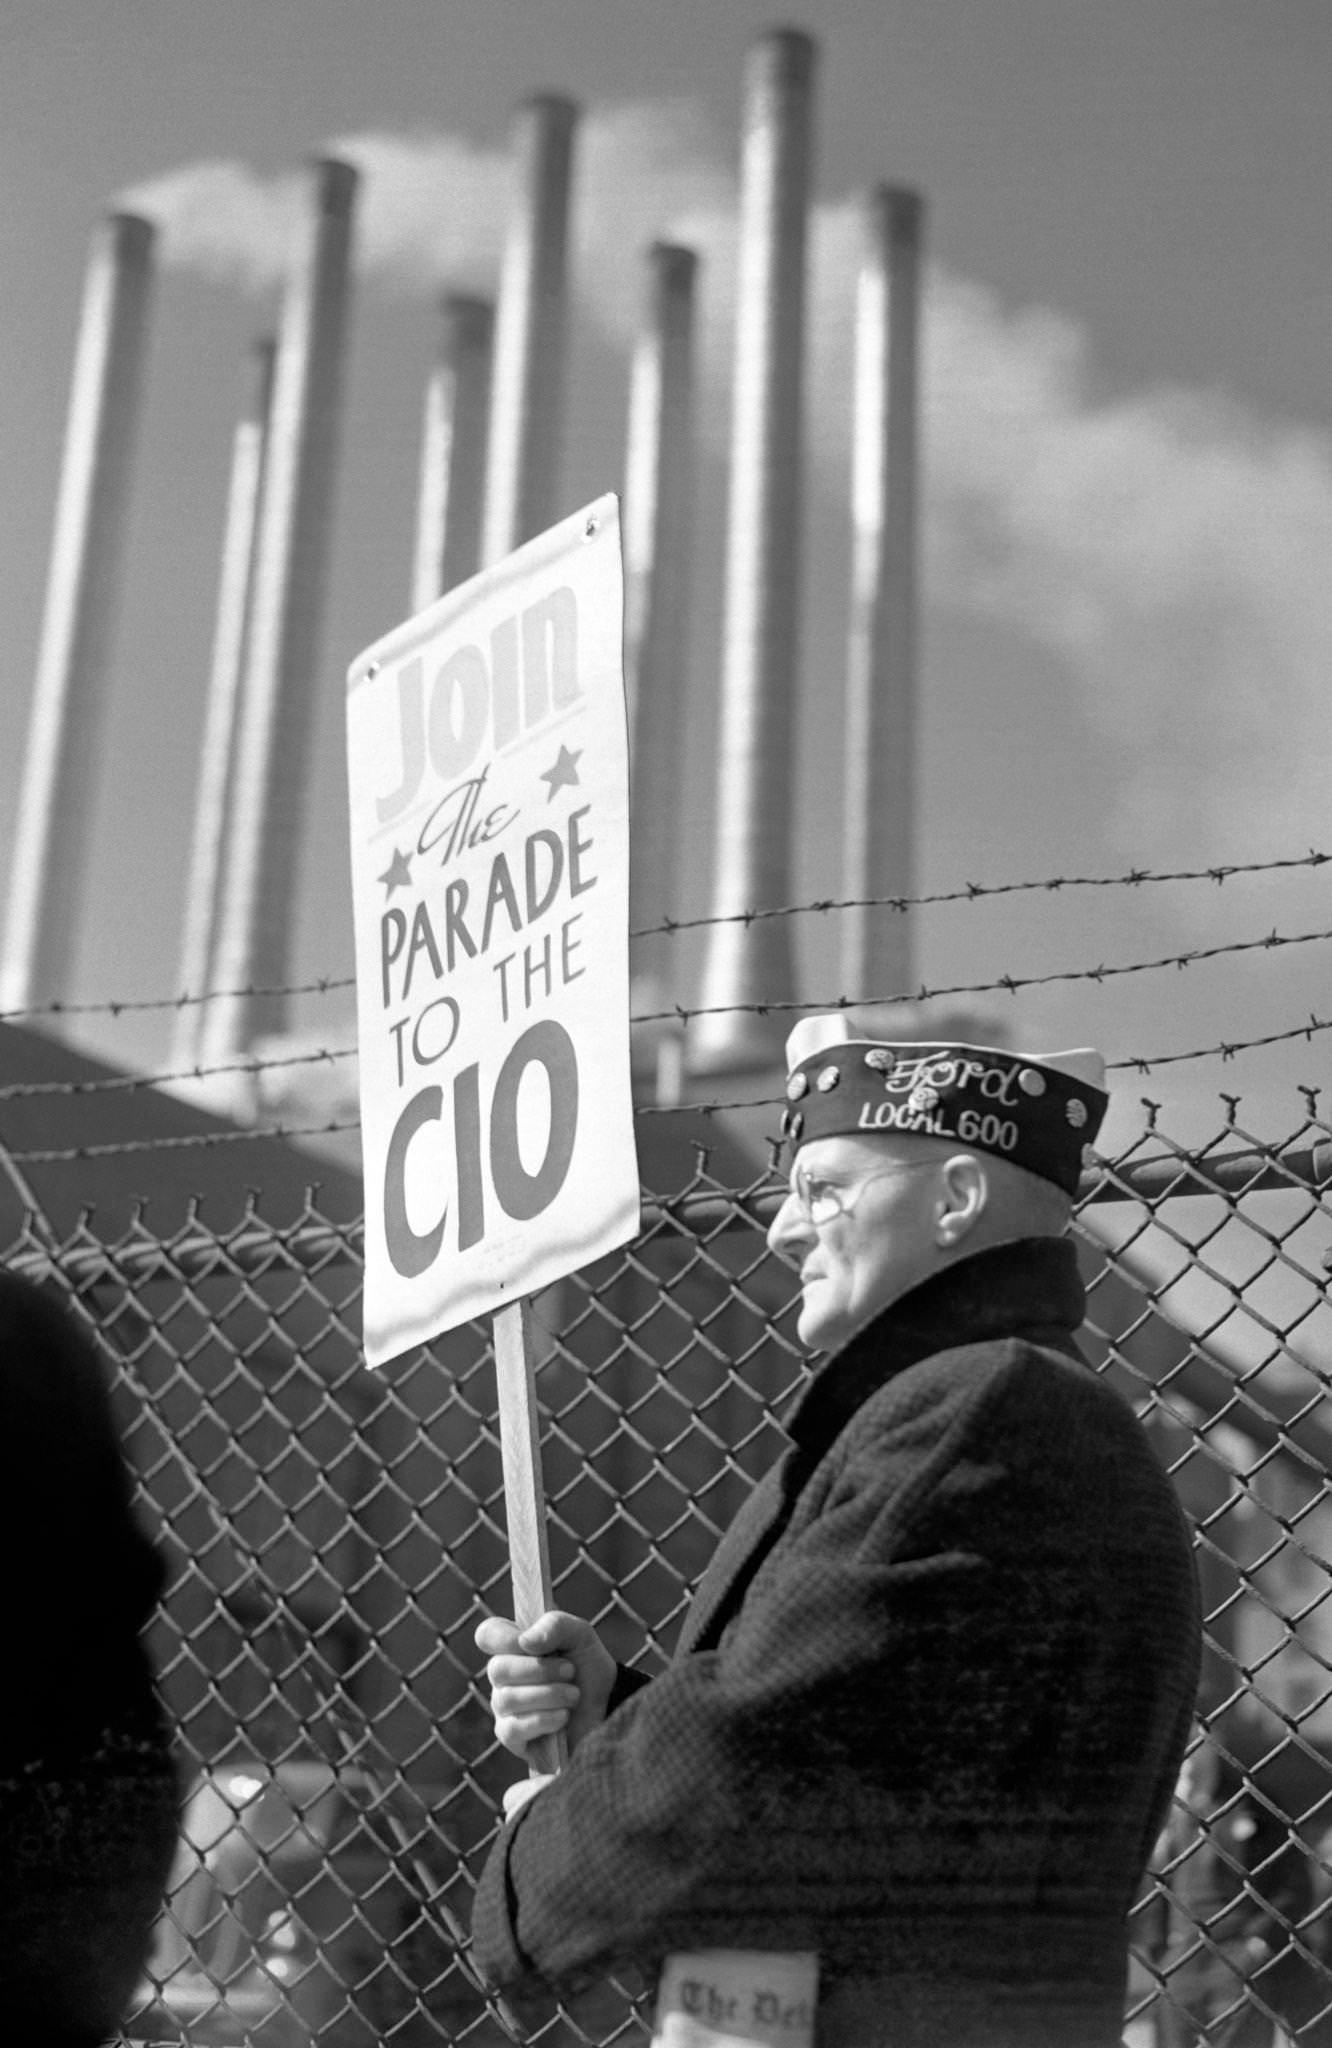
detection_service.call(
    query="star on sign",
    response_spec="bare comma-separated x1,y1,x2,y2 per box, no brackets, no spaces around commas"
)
540,744,583,802
379,847,413,895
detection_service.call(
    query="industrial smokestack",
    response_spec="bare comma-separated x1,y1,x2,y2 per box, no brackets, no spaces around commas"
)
624,242,698,1003
172,336,277,1070
480,94,578,565
840,186,923,999
411,293,493,611
1,212,157,1017
691,30,815,1075
204,156,359,1062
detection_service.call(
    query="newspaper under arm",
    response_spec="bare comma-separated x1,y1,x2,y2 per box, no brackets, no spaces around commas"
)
651,1951,818,2048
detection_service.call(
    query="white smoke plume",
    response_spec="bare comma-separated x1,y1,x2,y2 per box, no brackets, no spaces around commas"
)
571,114,1332,878
919,272,1332,868
120,106,738,322
122,139,514,296
121,104,1332,880
118,158,308,292
331,128,513,294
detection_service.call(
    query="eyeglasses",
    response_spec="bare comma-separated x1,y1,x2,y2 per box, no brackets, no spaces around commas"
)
789,1159,939,1227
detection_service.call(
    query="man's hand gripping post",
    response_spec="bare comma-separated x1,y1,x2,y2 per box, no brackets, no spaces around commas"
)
487,1300,615,1817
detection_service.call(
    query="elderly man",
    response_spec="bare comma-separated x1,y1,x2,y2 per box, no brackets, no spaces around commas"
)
470,1022,1201,2048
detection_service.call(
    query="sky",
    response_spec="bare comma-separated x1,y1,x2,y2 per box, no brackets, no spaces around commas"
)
2,0,1331,1170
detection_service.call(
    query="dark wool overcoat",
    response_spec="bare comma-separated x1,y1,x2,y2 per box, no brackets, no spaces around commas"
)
0,1272,178,2045
471,1236,1202,2048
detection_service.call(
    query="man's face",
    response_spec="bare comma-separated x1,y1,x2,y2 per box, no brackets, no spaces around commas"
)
766,1133,947,1353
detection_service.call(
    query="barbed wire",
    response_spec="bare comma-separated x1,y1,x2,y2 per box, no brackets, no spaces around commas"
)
2,920,1331,1109
4,1017,1332,1163
1112,1014,1332,1074
632,923,1332,1030
0,971,356,1027
0,1118,363,1164
643,1027,1332,1116
0,850,1327,1032
0,1043,355,1102
638,1016,1332,1115
644,849,1332,939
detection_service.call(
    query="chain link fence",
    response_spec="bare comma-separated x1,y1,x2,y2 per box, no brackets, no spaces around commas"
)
7,1095,1332,2047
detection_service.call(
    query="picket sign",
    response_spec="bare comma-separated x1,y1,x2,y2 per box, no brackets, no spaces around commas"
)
346,494,640,1777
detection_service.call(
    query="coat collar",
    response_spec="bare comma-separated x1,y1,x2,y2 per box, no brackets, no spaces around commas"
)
784,1235,1086,1457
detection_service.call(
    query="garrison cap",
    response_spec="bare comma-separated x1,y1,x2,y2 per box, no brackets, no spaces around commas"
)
780,1016,1108,1195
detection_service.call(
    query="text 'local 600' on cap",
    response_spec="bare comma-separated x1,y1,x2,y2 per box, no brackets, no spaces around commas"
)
780,1015,1108,1196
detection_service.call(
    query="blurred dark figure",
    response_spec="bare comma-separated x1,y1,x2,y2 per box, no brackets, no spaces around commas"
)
0,1271,178,2045
1157,1716,1332,2047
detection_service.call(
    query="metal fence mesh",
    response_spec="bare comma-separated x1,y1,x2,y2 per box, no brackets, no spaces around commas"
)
10,1098,1332,2047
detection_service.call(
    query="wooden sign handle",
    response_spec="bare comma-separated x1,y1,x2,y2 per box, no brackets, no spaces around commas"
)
493,1297,568,1779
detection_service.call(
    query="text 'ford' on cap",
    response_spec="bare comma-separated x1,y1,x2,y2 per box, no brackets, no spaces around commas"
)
780,1015,1108,1196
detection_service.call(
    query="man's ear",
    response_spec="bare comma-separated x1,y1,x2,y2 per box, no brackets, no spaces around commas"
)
936,1153,988,1248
